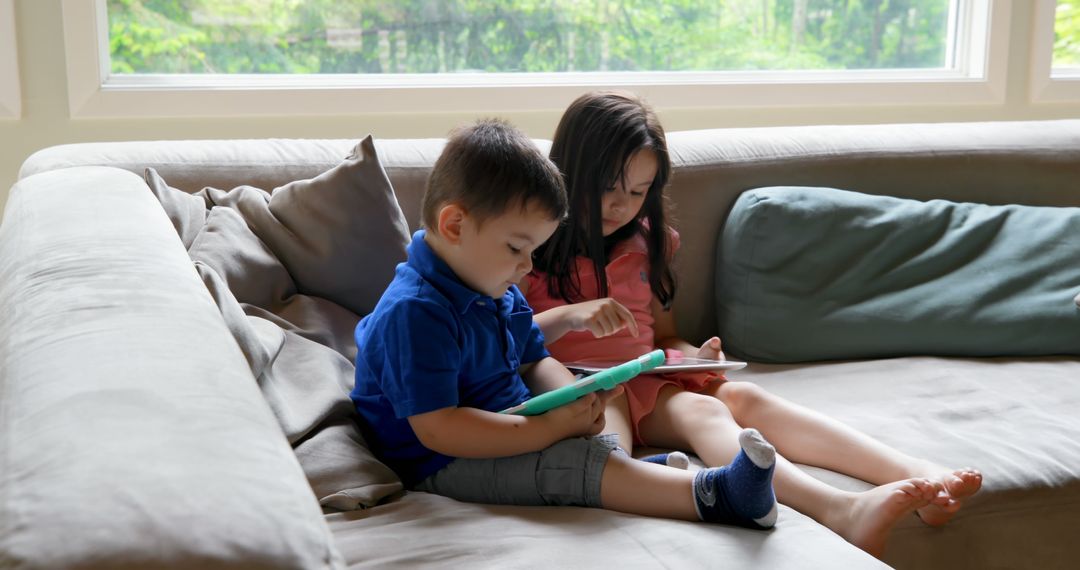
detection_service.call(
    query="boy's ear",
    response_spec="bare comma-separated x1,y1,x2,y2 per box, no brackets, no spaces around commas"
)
436,203,467,245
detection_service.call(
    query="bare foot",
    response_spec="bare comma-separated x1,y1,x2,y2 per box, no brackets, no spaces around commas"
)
827,478,940,559
916,467,983,527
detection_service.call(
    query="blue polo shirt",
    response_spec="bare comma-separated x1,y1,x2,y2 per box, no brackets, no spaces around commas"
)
351,230,549,487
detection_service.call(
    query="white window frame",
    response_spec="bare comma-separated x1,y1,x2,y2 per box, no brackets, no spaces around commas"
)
1030,0,1080,102
62,0,1010,119
0,0,20,119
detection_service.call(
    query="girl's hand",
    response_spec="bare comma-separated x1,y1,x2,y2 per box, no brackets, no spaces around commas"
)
563,298,639,339
696,336,725,360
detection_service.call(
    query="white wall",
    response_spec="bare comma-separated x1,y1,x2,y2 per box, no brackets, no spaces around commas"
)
3,0,1080,215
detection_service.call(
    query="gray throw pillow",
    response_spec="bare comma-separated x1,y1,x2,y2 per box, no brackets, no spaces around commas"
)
148,135,410,318
262,135,410,318
147,137,411,509
190,208,403,510
188,204,297,310
144,167,208,249
717,186,1080,363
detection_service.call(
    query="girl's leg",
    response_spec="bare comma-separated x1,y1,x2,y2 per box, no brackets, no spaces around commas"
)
605,390,690,468
600,390,635,452
709,381,981,526
639,387,940,558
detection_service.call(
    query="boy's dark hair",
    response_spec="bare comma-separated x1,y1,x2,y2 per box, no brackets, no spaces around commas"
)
422,118,568,230
534,90,676,309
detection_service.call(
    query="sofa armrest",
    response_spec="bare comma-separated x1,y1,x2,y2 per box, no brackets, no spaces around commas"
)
0,167,342,568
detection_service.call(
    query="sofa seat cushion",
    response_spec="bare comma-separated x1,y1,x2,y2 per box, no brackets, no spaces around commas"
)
717,186,1080,363
326,491,887,569
731,356,1080,569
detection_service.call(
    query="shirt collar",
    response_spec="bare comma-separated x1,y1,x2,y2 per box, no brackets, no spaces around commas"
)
407,229,491,314
609,231,649,260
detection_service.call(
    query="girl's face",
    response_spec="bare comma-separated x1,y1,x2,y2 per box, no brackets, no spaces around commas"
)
600,148,658,236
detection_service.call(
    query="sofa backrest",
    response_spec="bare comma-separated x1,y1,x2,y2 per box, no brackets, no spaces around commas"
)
19,119,1080,342
662,120,1080,342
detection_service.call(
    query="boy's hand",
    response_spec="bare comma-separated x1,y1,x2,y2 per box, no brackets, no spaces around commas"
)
564,298,639,339
696,336,725,360
546,385,624,438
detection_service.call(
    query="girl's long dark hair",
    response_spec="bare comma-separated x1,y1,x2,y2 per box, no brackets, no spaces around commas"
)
534,91,676,308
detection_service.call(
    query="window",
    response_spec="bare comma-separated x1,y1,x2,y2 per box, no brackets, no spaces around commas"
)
1053,0,1080,70
107,1,955,74
1031,0,1080,102
62,0,1009,118
1,0,20,119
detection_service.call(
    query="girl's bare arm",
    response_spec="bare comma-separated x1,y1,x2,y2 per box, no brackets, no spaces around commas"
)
520,277,639,345
651,297,724,359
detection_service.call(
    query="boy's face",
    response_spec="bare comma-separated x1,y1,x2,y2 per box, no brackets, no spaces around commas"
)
447,201,559,298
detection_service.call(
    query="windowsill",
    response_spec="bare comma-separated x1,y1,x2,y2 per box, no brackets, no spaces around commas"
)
75,73,1007,118
1032,67,1080,102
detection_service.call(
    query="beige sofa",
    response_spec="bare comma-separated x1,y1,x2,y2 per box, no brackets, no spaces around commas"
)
2,119,1079,569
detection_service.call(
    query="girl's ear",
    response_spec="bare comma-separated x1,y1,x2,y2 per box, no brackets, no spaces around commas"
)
436,203,467,245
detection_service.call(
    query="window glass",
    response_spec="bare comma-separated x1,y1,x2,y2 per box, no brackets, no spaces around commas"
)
1055,0,1080,68
107,0,954,75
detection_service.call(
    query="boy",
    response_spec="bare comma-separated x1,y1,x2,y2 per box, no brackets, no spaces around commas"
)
351,118,778,528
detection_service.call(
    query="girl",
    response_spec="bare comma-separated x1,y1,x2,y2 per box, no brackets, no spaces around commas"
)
521,90,982,559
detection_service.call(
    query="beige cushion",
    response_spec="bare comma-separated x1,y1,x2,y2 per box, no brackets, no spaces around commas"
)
0,166,344,568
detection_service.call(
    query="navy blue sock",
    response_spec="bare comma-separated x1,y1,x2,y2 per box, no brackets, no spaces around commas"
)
692,428,777,529
639,451,690,469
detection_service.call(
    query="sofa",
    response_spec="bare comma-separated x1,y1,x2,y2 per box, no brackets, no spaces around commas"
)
2,119,1079,569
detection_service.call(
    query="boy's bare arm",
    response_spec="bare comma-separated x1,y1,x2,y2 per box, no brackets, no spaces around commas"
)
407,395,606,459
519,356,577,395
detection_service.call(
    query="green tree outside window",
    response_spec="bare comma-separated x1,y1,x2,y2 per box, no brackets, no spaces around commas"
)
1056,0,1080,67
108,0,954,75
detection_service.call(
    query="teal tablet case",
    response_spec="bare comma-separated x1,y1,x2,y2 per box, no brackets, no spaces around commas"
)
500,350,665,416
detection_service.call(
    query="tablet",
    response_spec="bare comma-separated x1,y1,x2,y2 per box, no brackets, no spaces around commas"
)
564,356,747,374
500,349,665,416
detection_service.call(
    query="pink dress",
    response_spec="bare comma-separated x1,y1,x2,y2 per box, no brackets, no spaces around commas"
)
523,230,723,446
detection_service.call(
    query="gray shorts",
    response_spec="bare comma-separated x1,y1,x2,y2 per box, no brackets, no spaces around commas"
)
414,434,621,508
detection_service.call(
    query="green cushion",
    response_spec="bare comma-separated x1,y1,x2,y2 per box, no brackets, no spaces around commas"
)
716,187,1080,363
